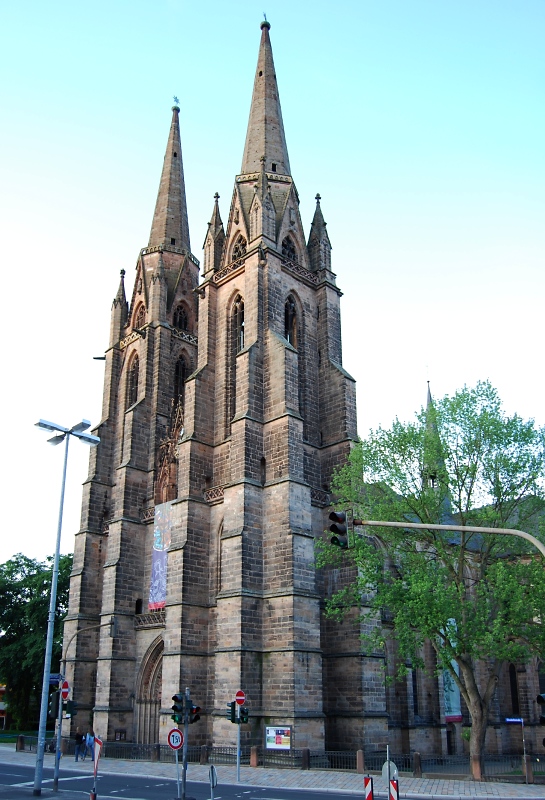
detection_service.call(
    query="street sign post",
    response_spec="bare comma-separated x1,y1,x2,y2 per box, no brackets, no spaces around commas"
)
168,728,184,800
234,690,245,783
209,764,218,800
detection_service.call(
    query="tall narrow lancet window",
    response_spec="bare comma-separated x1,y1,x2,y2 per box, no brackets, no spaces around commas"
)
228,295,245,429
233,295,245,353
173,305,189,331
232,235,247,263
282,236,297,264
135,304,146,330
284,295,297,347
127,355,140,408
509,664,520,715
174,355,188,408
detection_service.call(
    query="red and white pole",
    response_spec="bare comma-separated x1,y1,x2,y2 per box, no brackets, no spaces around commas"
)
364,775,374,800
389,778,399,800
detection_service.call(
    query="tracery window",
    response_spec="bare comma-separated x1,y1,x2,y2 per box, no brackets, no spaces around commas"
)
173,305,189,331
282,236,297,263
135,304,146,330
127,355,139,408
174,355,188,407
284,295,297,347
232,235,247,262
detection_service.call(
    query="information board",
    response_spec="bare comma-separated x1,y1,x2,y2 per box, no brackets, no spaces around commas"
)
265,726,291,750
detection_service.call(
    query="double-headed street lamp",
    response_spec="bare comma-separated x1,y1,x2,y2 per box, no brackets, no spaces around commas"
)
33,419,100,797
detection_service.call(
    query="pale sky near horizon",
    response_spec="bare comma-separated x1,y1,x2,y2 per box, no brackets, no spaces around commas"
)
1,0,543,563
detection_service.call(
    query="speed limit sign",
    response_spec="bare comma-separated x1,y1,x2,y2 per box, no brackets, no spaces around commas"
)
168,728,184,750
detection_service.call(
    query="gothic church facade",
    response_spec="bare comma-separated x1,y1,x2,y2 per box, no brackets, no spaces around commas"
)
64,22,539,757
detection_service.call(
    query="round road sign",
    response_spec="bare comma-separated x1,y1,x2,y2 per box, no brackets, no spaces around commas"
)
168,728,184,750
61,681,70,700
235,690,245,706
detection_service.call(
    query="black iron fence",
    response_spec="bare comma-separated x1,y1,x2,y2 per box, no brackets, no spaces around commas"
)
5,735,544,782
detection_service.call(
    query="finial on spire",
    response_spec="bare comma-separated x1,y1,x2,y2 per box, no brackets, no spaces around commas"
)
315,193,321,203
261,13,270,30
172,95,180,112
120,269,125,278
214,192,220,201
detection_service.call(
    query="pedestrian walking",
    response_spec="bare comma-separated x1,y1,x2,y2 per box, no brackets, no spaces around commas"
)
74,727,84,761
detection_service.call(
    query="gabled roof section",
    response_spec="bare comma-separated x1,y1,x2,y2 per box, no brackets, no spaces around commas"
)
148,106,191,252
240,21,291,177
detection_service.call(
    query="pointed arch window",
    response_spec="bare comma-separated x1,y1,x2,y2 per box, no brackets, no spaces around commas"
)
282,236,298,264
227,295,245,430
284,295,297,348
127,354,139,408
232,235,247,263
173,305,189,332
509,663,520,715
174,355,188,407
134,304,146,330
233,295,245,353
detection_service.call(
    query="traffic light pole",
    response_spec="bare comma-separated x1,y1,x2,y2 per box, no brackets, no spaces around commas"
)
181,687,190,800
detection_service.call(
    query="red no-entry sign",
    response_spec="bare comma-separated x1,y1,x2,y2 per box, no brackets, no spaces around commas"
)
61,681,70,700
235,690,245,705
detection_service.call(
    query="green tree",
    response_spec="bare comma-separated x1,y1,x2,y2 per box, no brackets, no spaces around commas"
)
0,553,73,729
317,381,545,780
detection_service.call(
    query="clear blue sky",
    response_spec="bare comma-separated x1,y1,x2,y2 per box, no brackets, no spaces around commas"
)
1,0,543,562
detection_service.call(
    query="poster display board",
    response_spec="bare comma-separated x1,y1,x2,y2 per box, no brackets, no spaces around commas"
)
265,726,291,750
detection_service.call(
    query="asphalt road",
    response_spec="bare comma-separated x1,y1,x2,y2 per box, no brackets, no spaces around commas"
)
0,762,361,800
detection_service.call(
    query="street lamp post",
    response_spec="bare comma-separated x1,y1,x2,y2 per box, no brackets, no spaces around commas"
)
33,419,100,796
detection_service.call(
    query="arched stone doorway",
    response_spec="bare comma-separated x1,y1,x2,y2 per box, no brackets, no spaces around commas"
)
136,638,163,744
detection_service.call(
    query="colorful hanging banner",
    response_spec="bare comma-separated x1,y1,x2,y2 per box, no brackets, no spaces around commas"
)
148,501,173,609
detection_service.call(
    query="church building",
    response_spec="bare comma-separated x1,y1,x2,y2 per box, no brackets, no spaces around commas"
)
63,21,538,757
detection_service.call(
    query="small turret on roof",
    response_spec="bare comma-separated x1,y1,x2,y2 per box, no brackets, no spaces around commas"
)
203,193,225,275
307,194,332,272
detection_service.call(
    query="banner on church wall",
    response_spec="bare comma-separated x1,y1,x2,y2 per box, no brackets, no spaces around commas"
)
148,501,173,610
442,618,463,723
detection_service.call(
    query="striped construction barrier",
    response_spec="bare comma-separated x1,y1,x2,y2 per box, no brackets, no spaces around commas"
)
364,775,374,800
389,778,399,800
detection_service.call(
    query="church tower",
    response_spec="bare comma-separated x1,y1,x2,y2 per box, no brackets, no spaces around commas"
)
64,21,357,750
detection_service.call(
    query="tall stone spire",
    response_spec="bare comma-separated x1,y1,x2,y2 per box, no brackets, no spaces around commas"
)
148,105,191,251
241,21,291,176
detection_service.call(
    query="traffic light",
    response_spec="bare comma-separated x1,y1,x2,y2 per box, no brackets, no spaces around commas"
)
240,705,249,724
189,704,201,724
329,511,348,548
226,701,236,723
66,700,78,717
48,691,59,719
537,694,545,724
171,693,185,725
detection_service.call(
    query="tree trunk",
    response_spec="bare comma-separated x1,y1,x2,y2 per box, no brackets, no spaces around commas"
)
468,704,487,780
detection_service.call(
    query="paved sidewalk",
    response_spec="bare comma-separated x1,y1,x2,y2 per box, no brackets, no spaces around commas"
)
0,744,543,799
